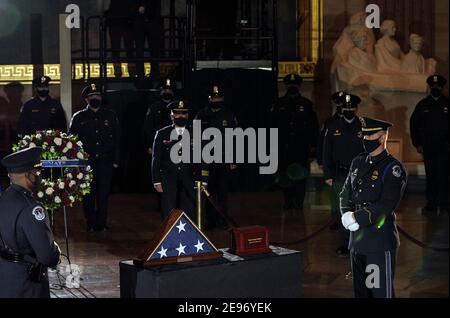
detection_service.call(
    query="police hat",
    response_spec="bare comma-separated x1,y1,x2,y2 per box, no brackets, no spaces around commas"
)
168,100,189,113
32,76,51,87
426,75,447,87
331,91,348,104
160,77,174,90
342,94,362,108
360,117,393,136
283,73,303,86
82,83,101,98
208,85,224,98
1,147,42,174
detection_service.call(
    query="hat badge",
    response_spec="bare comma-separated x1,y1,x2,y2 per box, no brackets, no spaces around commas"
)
339,92,344,97
346,95,351,103
41,76,46,83
166,79,171,87
213,86,219,94
434,75,438,82
91,83,97,91
290,74,295,81
179,101,184,108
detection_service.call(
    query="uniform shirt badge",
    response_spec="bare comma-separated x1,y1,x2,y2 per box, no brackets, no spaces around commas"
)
104,120,109,126
357,131,362,138
392,165,402,178
32,206,45,221
371,170,379,181
444,107,448,113
50,108,56,114
222,120,228,127
334,129,341,136
299,106,304,112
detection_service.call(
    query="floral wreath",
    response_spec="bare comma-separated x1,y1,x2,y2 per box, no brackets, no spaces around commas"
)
13,130,93,212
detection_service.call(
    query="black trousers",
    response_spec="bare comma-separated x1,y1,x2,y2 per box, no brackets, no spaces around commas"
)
423,147,449,209
280,160,309,210
134,19,162,79
351,250,397,298
205,163,230,226
331,168,350,246
83,162,113,229
160,171,195,221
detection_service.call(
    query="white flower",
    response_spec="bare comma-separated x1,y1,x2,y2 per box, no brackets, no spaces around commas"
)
76,152,84,160
77,173,83,180
50,146,55,153
69,180,76,188
22,140,28,146
62,147,69,153
61,156,68,160
58,182,65,189
37,191,44,198
45,188,54,195
80,183,86,189
49,182,55,187
29,142,36,148
86,165,92,172
42,142,48,150
66,141,73,149
54,196,62,204
76,141,83,147
36,133,42,139
54,138,62,146
67,173,73,179
69,196,75,202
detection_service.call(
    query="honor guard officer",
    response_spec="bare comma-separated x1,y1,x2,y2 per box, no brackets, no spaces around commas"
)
0,147,60,298
143,78,175,155
410,75,449,215
340,118,407,298
69,84,120,232
152,100,209,220
272,74,319,212
316,91,347,167
322,94,365,256
17,76,67,136
194,85,238,229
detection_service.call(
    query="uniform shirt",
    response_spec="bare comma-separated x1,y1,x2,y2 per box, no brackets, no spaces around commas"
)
17,96,67,136
142,99,172,149
340,150,408,253
69,106,120,164
410,95,449,150
0,184,60,298
272,94,319,163
316,112,341,166
152,125,208,185
322,117,365,179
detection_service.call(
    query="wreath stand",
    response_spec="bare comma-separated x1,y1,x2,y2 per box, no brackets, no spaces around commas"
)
42,159,88,269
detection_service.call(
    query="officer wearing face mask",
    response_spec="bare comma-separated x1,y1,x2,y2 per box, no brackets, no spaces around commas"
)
152,100,209,220
272,74,319,212
194,85,238,229
322,94,365,256
69,84,120,232
17,76,67,137
340,118,407,298
316,91,347,167
143,78,175,155
0,147,61,298
410,75,449,215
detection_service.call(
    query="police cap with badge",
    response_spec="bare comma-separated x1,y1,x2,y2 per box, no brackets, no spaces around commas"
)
168,100,189,114
426,74,447,88
208,85,224,99
160,77,174,90
1,147,42,173
360,117,393,136
331,91,348,105
283,73,303,86
32,76,51,88
82,83,101,98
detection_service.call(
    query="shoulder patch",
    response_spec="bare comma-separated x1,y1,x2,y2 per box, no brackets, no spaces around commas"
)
32,206,46,221
392,165,402,178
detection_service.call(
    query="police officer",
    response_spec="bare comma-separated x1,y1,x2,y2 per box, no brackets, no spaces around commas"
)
143,78,175,155
195,85,238,229
69,84,120,232
316,91,346,167
17,76,67,136
340,118,407,298
152,100,208,220
323,94,365,256
410,75,449,215
272,74,319,212
0,147,60,298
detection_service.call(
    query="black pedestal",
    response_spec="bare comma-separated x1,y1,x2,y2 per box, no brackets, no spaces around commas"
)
120,248,302,298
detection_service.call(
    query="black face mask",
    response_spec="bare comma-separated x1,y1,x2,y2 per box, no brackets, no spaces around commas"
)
27,172,42,192
363,138,380,153
431,87,442,98
343,111,356,121
37,89,49,98
162,92,173,102
286,86,299,96
89,99,102,109
173,117,188,127
209,101,224,109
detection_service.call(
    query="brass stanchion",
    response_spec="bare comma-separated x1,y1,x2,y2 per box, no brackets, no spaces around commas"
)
195,181,203,230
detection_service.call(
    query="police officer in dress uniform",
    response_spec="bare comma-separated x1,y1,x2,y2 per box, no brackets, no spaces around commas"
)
340,118,407,298
17,76,67,136
316,91,347,167
194,85,238,229
69,84,120,232
323,94,365,256
0,147,60,298
410,75,449,215
152,100,209,220
272,74,319,212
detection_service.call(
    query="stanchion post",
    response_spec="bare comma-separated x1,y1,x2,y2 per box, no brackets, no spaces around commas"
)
195,180,202,230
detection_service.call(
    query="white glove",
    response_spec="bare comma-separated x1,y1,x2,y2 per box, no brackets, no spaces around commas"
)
341,212,355,229
348,222,360,232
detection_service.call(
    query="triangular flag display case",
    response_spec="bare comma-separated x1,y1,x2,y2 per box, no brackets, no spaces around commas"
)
134,210,223,266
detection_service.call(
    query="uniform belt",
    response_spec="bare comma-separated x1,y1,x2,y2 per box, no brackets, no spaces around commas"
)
0,247,26,264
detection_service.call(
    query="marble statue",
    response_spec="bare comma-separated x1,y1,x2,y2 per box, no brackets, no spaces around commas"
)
348,29,377,73
401,33,437,75
375,20,404,74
